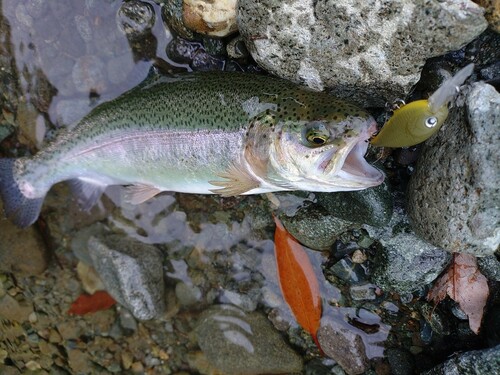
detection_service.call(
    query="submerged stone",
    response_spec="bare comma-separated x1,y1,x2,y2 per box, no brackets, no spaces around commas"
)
317,317,369,375
195,304,303,374
88,234,165,320
422,344,500,375
370,233,451,294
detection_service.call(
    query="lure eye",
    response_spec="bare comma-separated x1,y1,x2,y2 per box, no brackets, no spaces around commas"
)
425,116,438,128
304,122,330,147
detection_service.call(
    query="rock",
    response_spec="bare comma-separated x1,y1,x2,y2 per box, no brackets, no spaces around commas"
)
237,0,487,106
0,201,48,275
386,348,415,375
280,203,353,250
477,255,500,281
183,0,238,37
279,183,392,250
0,294,34,322
475,0,500,32
317,317,369,375
370,233,451,294
195,304,303,374
316,182,393,228
88,234,166,320
422,344,500,375
161,0,196,40
76,261,105,295
407,82,499,256
349,283,377,301
116,0,155,38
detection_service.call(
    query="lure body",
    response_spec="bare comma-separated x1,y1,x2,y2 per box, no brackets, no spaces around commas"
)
371,64,474,148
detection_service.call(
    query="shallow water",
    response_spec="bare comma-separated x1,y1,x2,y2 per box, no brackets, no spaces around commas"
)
0,1,495,374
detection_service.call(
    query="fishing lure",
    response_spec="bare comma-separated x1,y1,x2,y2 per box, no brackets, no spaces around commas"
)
371,64,474,148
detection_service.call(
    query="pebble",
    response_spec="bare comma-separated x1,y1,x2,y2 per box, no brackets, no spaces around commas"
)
0,201,48,275
195,304,303,374
317,317,369,375
422,344,500,374
88,234,166,320
76,261,105,295
369,233,451,294
183,0,238,37
0,294,34,322
349,283,378,301
116,0,155,38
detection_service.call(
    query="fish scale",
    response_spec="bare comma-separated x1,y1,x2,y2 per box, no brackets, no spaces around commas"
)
0,71,384,227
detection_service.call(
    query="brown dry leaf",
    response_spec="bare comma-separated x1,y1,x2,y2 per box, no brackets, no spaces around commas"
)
428,253,489,334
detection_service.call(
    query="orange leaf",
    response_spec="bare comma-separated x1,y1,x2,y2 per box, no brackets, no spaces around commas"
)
274,216,322,351
68,290,116,315
428,253,489,334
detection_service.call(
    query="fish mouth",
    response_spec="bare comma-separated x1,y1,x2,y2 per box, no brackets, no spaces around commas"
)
319,121,384,188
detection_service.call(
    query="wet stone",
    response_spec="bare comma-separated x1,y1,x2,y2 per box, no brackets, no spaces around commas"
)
370,233,451,294
280,203,353,251
422,344,500,375
88,234,166,320
407,82,500,256
317,317,369,375
0,201,48,275
316,182,393,228
386,348,415,375
195,304,303,374
349,283,378,301
477,255,500,281
117,0,155,38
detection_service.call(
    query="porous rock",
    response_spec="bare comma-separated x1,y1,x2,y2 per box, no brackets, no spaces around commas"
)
407,82,499,256
237,0,487,106
88,234,165,320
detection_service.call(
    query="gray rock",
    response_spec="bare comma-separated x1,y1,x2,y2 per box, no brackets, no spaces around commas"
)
88,235,165,320
370,233,451,294
116,0,155,38
280,202,353,250
195,304,303,374
408,82,500,256
477,255,500,281
279,183,392,250
237,0,487,106
0,201,48,275
422,344,500,375
386,348,415,375
317,317,369,375
316,182,393,228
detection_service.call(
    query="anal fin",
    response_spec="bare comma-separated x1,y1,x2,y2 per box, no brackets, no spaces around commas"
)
209,163,260,197
68,179,106,211
124,184,162,205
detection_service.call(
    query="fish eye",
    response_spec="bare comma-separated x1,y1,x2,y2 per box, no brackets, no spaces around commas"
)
304,122,330,147
425,116,438,128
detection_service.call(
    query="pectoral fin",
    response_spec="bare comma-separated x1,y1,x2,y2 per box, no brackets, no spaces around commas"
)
124,184,162,205
209,163,260,196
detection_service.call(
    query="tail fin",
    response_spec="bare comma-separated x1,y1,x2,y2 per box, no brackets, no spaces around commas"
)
0,158,44,228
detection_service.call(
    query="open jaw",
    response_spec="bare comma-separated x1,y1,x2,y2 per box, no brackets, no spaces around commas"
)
340,140,384,186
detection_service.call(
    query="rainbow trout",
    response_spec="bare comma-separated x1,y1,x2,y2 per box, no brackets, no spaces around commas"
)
0,72,384,227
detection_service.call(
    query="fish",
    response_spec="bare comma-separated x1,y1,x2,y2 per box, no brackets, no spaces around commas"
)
370,63,474,148
0,71,384,227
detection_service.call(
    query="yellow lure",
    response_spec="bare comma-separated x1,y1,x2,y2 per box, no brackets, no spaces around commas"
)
371,64,474,148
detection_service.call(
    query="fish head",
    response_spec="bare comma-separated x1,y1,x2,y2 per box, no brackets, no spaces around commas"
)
269,109,384,192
